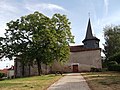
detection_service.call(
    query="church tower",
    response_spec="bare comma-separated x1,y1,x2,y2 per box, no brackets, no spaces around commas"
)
82,18,100,49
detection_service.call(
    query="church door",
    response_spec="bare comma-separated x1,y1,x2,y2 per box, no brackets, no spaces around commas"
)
73,65,78,73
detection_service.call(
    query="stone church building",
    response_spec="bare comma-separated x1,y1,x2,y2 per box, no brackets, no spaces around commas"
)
14,18,102,77
52,18,102,73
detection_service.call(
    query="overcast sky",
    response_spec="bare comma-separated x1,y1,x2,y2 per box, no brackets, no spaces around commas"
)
0,0,120,69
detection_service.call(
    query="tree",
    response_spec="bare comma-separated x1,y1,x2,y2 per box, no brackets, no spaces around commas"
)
109,52,120,64
103,25,120,61
2,18,33,76
1,11,74,76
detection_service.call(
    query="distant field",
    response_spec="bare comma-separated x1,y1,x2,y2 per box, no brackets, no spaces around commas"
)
0,74,62,90
81,71,120,90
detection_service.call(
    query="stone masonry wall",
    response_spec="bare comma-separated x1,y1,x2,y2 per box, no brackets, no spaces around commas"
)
52,49,102,72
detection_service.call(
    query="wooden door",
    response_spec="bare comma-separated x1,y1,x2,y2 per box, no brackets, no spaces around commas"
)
73,65,78,73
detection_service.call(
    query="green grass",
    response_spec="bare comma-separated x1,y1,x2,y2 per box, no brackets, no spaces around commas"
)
81,71,120,90
0,74,62,90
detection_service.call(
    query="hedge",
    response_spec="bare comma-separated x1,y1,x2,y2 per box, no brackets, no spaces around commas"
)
108,64,120,71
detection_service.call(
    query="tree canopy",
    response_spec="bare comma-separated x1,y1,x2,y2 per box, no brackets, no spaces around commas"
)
1,11,74,75
103,25,120,60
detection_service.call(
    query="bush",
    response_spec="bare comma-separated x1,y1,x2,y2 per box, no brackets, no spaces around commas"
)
107,61,120,71
90,67,102,72
109,52,120,64
101,68,108,72
102,61,108,68
0,73,5,78
108,61,118,66
108,64,120,71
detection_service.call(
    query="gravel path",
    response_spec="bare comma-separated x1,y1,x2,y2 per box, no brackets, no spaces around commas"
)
47,73,91,90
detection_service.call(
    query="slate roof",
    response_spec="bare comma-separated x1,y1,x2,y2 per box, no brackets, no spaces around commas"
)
70,18,101,52
82,18,100,42
70,45,101,52
85,18,93,39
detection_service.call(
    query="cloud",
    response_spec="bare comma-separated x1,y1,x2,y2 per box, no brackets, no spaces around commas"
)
0,0,67,37
0,0,67,69
93,10,120,51
97,11,120,29
0,0,24,37
25,3,66,12
0,0,24,14
104,0,109,15
46,4,66,11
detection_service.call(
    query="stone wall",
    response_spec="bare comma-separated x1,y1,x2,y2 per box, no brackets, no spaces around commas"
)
52,49,102,72
15,49,102,77
15,61,51,77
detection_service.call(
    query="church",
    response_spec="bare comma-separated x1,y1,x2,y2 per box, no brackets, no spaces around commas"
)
15,18,102,77
52,18,102,72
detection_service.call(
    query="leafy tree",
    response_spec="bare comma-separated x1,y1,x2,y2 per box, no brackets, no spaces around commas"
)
103,25,120,62
2,18,32,76
109,52,120,64
1,12,74,76
51,14,74,62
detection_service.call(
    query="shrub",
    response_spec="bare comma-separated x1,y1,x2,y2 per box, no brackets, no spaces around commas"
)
101,68,108,72
0,72,5,78
108,64,120,71
108,61,118,66
109,52,120,64
107,61,120,71
102,61,108,68
90,67,102,72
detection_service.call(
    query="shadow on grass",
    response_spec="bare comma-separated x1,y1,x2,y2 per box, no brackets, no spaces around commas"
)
99,80,120,85
82,72,120,86
0,82,23,87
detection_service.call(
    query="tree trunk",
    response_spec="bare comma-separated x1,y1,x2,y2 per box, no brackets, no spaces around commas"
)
40,62,42,75
37,59,41,76
28,64,31,76
22,63,24,77
14,60,17,78
45,64,48,74
50,66,52,73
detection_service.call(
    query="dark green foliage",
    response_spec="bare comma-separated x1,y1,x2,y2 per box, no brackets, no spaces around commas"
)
0,73,5,78
90,67,108,72
107,61,120,71
109,52,120,64
108,61,118,66
102,61,108,68
90,67,102,72
108,64,120,71
103,25,120,69
103,25,120,59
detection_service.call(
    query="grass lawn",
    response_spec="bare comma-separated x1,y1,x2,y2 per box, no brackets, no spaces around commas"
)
81,71,120,90
0,74,62,90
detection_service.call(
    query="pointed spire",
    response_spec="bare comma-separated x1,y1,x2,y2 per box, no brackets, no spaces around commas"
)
85,18,94,39
82,18,100,49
